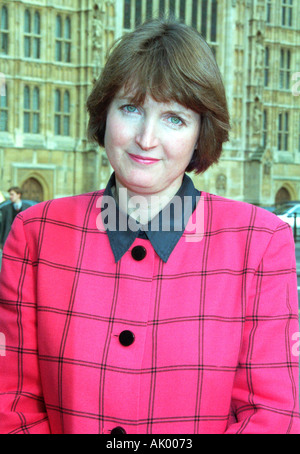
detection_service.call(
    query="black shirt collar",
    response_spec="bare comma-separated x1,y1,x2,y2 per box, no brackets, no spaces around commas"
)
101,173,201,263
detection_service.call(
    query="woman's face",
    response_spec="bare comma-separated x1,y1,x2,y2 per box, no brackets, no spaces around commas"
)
104,89,200,196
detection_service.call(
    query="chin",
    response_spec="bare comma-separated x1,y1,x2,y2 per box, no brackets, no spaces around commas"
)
120,172,158,189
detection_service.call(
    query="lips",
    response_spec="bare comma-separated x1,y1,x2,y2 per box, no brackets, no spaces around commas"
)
128,153,160,165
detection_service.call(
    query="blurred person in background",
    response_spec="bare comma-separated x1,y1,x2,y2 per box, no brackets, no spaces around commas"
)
0,187,32,249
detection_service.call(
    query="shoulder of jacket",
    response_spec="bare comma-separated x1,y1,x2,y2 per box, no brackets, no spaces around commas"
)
200,191,286,232
0,203,12,212
20,190,106,221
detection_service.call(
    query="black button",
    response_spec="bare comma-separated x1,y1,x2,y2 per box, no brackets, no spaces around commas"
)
111,426,127,434
131,245,147,261
119,330,135,347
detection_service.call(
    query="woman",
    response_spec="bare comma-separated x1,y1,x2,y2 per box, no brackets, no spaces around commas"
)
0,19,299,434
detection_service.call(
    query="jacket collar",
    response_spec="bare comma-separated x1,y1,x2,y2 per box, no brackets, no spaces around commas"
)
101,172,201,263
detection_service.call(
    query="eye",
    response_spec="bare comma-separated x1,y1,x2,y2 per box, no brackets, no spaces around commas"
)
122,104,138,113
168,116,184,126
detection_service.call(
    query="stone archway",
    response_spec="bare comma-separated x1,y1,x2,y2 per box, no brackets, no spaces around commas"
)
275,187,291,206
21,177,44,202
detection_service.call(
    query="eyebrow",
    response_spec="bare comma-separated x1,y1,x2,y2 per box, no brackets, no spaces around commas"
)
166,109,193,119
115,96,193,118
114,94,136,102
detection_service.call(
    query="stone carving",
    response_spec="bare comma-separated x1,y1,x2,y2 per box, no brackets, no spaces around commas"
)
254,32,265,96
255,33,264,70
91,1,116,81
252,98,262,135
254,0,266,30
92,1,105,81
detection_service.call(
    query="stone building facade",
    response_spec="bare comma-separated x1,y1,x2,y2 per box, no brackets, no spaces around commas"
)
0,0,299,205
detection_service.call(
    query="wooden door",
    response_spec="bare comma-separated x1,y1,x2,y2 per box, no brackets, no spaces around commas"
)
275,187,291,206
21,178,44,202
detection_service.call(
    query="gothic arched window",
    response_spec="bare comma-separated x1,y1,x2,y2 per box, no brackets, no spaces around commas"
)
24,86,40,133
54,89,71,136
24,9,41,59
0,5,8,55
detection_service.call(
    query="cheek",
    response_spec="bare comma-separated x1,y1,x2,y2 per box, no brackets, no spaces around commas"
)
105,117,131,151
166,136,196,163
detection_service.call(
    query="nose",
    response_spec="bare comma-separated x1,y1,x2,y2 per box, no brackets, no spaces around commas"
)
135,118,159,151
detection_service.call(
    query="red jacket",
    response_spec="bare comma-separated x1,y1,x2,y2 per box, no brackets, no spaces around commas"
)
0,191,299,434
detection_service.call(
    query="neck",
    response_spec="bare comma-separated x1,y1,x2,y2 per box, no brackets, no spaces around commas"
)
113,178,183,224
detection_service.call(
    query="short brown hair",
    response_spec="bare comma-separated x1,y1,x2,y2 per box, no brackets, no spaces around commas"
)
8,186,22,196
86,18,230,174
